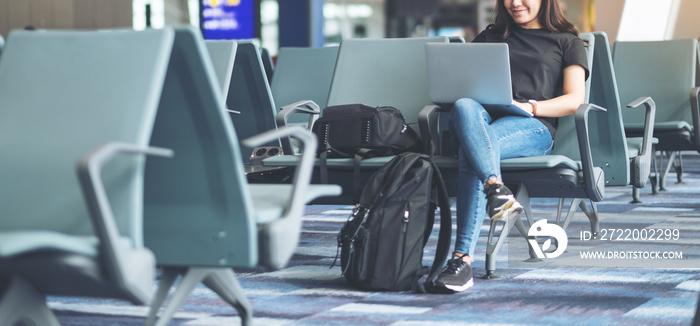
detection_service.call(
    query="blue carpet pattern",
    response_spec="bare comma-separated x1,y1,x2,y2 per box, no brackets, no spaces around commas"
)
50,154,700,325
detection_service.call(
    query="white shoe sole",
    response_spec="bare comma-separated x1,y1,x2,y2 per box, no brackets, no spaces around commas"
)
491,199,523,221
444,277,474,292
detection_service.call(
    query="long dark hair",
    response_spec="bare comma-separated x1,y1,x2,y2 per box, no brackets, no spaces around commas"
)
488,0,580,40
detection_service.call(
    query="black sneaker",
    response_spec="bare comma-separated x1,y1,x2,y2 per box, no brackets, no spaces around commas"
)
486,184,523,221
433,255,474,293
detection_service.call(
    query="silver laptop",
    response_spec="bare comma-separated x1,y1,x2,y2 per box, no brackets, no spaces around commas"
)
425,42,532,117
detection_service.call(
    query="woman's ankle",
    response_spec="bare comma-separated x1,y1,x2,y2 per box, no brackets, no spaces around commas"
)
453,252,472,265
484,177,503,194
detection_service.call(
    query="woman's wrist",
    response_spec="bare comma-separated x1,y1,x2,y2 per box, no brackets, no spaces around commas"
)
528,99,538,116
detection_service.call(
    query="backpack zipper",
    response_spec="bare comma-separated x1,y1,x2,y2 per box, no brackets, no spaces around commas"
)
401,209,409,234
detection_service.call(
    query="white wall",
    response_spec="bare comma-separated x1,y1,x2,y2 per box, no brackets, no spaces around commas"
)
0,0,189,38
594,0,699,44
594,0,625,43
673,0,700,40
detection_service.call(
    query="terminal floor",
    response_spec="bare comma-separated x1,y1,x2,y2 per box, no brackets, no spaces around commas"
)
51,154,700,325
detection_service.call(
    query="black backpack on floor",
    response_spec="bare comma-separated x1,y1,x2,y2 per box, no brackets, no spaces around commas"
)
335,152,452,292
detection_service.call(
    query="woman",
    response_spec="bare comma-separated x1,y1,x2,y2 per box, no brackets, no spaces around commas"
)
433,0,589,293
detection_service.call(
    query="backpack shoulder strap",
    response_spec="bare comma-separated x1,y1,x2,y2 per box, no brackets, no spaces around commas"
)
416,158,453,292
352,148,373,201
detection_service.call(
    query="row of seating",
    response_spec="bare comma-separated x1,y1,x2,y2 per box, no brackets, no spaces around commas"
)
262,33,698,277
615,38,700,192
0,26,341,326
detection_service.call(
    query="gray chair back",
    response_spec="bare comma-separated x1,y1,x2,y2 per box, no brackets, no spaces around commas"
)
0,28,174,324
140,27,341,326
0,29,172,241
226,42,280,159
144,27,257,267
271,46,339,125
327,37,450,133
614,39,699,135
260,47,274,82
584,31,631,186
551,32,596,160
205,40,237,101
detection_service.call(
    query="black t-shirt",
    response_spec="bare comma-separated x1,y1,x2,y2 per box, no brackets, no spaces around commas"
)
473,26,589,139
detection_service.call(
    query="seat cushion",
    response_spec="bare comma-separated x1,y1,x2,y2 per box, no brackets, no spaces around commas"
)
626,126,694,151
266,153,582,171
262,155,394,169
0,231,98,258
626,121,692,133
626,137,659,158
249,184,342,223
500,155,581,171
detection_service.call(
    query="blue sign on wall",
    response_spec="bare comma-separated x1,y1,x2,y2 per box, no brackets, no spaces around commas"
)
200,0,255,40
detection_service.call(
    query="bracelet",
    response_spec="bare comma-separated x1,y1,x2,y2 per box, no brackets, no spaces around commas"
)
528,99,538,116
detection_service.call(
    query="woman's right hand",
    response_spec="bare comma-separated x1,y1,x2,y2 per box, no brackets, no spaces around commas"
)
511,100,534,115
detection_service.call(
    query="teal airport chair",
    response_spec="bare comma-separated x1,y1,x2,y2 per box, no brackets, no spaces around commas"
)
226,42,282,164
142,26,341,326
226,41,290,181
0,28,174,325
613,38,700,191
271,46,339,154
268,37,450,203
205,40,237,102
485,32,653,277
420,33,635,278
588,32,655,203
260,47,274,83
487,33,605,277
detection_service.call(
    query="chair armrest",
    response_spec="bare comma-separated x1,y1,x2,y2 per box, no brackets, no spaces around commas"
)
76,142,173,289
244,126,340,270
243,125,316,220
691,86,700,152
275,100,321,154
418,104,446,155
575,103,607,201
626,96,656,158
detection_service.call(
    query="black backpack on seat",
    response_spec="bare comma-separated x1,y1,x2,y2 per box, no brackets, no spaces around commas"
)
312,104,423,200
335,152,452,292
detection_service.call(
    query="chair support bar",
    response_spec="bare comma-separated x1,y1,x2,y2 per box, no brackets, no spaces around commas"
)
76,142,173,304
691,86,700,152
627,96,656,159
575,103,607,202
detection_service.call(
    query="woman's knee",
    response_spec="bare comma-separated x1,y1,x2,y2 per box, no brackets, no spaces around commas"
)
451,98,482,120
453,98,480,111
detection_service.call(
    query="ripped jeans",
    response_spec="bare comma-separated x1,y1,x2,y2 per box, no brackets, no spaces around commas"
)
448,98,553,256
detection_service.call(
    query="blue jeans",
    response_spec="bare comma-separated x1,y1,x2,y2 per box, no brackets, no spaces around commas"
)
448,98,553,256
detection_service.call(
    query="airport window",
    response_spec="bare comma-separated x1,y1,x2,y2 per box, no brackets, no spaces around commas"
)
617,0,681,41
133,0,166,30
261,0,279,56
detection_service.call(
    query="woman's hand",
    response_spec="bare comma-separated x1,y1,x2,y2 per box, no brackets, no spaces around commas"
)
511,100,535,115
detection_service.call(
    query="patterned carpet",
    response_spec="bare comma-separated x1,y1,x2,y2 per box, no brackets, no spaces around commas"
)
50,154,700,325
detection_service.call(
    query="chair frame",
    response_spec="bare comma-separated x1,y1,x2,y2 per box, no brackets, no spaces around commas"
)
141,27,340,326
613,38,700,192
0,28,175,325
